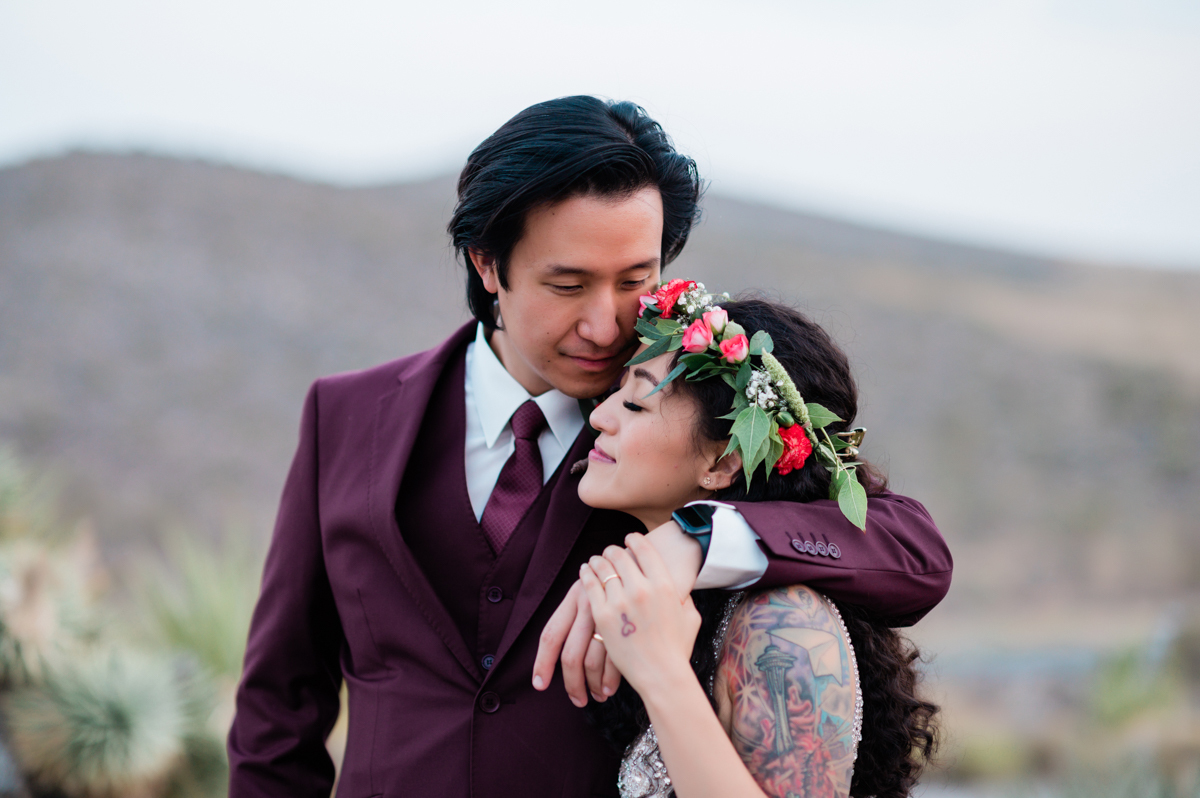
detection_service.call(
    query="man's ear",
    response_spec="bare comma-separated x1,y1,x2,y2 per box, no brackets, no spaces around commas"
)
469,248,501,294
703,448,742,491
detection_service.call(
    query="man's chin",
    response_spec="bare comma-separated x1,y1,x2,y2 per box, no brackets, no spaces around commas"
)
554,366,626,400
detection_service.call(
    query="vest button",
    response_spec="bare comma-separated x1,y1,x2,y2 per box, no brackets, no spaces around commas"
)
486,586,504,603
481,654,495,671
479,691,501,713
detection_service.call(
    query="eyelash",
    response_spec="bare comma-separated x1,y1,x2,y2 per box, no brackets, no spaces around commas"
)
623,400,644,413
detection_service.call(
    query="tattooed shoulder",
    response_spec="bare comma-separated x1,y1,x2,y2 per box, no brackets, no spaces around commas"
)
715,585,857,798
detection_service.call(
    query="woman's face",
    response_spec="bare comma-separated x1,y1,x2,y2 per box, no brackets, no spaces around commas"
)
577,348,730,529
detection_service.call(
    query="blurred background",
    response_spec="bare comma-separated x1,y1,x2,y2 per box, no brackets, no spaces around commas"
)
1,0,1198,796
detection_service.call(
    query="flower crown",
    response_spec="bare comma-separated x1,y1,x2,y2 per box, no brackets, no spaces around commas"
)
628,279,869,530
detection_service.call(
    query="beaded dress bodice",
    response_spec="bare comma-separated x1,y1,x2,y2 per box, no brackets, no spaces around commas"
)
616,593,862,798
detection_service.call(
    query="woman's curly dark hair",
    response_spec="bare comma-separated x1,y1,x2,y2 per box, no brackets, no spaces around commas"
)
586,298,938,798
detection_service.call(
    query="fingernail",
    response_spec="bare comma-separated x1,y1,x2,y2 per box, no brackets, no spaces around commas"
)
591,692,604,703
532,675,544,690
571,696,586,708
603,686,615,696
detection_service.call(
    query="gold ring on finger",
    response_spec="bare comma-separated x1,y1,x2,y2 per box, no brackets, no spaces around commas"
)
602,574,621,586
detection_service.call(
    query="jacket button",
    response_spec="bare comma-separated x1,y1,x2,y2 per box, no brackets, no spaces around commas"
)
815,542,828,556
803,541,817,555
790,539,805,553
481,654,495,671
827,543,841,559
479,692,501,713
486,586,504,603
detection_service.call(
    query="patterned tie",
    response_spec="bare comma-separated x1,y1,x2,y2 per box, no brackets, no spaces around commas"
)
480,400,548,554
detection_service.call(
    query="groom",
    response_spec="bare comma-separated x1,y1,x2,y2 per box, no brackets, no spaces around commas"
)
228,96,952,797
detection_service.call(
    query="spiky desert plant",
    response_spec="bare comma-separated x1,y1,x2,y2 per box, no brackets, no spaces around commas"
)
4,647,192,798
139,530,261,680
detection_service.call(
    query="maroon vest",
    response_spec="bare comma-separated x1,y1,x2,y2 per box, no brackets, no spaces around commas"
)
397,348,554,669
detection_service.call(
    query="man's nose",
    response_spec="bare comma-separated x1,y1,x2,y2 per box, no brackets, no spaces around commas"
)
576,289,621,349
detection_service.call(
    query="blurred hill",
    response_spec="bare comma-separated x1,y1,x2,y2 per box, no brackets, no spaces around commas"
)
1,151,1197,616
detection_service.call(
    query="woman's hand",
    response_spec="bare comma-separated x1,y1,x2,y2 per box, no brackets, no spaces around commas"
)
579,532,702,696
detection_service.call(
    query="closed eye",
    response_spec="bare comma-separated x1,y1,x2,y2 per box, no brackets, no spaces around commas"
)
623,400,644,413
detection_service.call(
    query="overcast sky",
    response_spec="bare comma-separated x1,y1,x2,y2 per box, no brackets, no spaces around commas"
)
3,0,1198,267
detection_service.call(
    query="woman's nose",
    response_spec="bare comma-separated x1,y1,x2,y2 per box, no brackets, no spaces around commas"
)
589,394,619,434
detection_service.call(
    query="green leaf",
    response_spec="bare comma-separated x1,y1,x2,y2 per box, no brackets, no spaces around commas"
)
626,335,672,366
644,361,687,397
722,321,746,341
720,372,738,390
679,353,709,369
736,360,752,393
764,423,784,472
635,318,664,339
667,336,683,351
655,318,684,335
731,406,772,481
748,330,774,356
835,469,868,531
830,435,849,451
805,403,843,430
717,407,742,420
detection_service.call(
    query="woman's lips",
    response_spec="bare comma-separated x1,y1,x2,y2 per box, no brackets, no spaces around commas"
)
588,445,616,464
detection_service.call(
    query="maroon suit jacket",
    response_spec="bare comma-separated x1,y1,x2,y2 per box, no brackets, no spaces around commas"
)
228,323,952,797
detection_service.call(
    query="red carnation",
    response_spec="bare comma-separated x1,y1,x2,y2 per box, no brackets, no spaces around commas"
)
775,424,812,475
652,279,696,319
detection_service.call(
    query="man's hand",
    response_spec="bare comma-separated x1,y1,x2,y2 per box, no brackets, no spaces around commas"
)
531,521,703,705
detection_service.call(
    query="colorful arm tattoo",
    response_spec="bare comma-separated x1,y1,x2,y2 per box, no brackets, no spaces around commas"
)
718,586,858,798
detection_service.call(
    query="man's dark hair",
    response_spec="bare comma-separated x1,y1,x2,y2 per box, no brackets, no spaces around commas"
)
448,96,703,329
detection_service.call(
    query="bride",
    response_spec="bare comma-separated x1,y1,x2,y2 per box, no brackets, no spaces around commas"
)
575,286,939,798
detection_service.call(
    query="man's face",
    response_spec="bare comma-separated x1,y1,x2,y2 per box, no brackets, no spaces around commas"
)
473,187,663,399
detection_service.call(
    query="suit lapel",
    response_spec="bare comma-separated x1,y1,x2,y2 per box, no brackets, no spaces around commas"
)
366,323,482,681
492,428,596,665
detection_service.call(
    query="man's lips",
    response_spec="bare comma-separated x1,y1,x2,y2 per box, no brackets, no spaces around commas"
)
567,352,626,372
588,445,616,464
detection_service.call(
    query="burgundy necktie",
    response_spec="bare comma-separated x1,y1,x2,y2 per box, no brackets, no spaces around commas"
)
480,400,547,554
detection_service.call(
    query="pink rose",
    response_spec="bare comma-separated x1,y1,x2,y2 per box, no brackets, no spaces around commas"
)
681,318,714,353
703,307,728,335
638,293,657,318
719,333,749,363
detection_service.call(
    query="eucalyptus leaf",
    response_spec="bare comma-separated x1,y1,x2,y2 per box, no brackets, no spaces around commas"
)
720,372,738,390
748,330,774,356
626,335,672,366
805,403,843,430
644,361,687,397
667,336,684,351
722,321,746,340
836,470,868,531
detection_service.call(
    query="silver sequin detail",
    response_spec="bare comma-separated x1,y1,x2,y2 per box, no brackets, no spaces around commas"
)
821,594,864,760
617,591,863,796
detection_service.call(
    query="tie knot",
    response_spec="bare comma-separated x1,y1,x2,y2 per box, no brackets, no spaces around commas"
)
510,400,547,442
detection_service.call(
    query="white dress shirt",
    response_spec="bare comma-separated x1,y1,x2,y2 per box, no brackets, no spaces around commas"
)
463,323,767,589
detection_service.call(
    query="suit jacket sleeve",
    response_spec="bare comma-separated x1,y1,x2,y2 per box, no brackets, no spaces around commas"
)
228,382,344,797
731,492,952,626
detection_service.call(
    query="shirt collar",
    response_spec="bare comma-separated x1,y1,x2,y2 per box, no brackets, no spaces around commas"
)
468,323,584,450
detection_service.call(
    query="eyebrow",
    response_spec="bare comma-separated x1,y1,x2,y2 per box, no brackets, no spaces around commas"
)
633,367,659,387
543,259,660,277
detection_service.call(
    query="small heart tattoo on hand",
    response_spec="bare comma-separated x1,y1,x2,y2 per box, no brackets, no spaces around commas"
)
620,613,636,637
